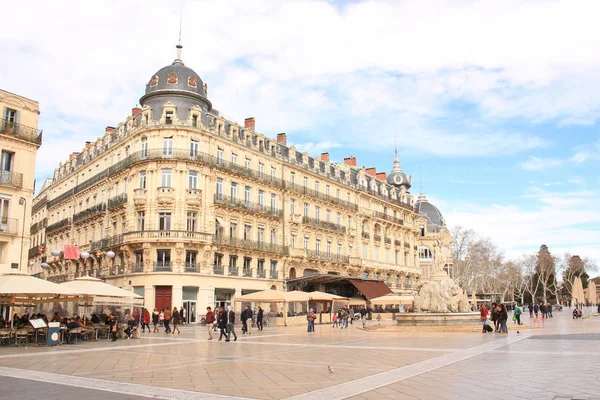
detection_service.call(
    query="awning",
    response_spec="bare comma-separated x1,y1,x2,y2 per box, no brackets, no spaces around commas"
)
348,279,393,300
369,294,413,305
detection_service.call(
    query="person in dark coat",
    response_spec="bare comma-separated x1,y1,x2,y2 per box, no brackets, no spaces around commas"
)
256,306,264,331
226,306,238,342
217,307,227,341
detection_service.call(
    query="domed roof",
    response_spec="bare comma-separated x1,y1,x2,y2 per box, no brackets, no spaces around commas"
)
139,45,211,111
387,150,412,189
415,193,445,227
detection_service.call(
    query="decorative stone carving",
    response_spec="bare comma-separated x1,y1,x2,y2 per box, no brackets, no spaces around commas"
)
413,271,470,313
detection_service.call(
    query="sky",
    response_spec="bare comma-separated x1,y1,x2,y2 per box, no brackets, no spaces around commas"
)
1,0,599,263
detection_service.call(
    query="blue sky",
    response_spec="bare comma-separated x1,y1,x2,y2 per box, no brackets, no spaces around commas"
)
1,0,599,262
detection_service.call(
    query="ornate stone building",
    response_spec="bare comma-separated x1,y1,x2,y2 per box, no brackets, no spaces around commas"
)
30,48,451,320
0,89,42,274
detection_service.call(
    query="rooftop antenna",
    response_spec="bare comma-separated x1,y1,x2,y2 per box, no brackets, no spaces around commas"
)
394,133,398,157
419,164,423,193
176,10,183,60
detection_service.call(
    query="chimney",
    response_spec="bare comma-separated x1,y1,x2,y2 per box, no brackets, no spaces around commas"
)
69,152,80,161
277,133,287,144
85,141,92,149
365,167,377,177
105,126,116,134
131,107,142,117
244,117,255,131
376,172,387,181
320,152,330,162
344,156,357,167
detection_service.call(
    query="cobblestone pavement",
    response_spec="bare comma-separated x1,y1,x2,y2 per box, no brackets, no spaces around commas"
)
0,308,598,400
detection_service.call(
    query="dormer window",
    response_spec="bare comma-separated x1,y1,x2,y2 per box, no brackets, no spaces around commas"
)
192,114,198,127
165,111,173,125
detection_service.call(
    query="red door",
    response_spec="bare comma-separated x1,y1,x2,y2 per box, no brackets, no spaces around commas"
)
155,286,172,312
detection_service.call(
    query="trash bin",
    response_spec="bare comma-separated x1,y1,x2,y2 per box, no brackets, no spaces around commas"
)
47,322,60,346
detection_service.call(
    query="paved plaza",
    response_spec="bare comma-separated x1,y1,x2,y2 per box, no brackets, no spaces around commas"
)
0,309,598,400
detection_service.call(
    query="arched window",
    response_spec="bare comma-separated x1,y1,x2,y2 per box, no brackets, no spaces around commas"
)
289,267,297,279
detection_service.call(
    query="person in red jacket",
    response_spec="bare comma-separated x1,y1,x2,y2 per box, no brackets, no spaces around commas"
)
480,304,489,333
141,308,151,333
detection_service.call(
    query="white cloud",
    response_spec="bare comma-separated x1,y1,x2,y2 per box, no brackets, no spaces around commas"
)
518,156,564,171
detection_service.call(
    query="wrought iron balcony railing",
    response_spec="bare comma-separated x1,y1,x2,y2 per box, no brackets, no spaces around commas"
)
373,234,382,242
284,183,358,211
184,263,199,273
90,234,123,252
0,169,23,188
257,270,266,278
132,262,144,273
154,262,172,272
213,235,289,255
301,216,346,233
270,270,279,279
214,194,283,218
0,118,43,145
361,232,370,239
372,210,404,225
108,193,128,209
30,218,47,234
46,218,71,234
213,265,224,275
228,267,239,276
73,203,106,224
305,249,349,263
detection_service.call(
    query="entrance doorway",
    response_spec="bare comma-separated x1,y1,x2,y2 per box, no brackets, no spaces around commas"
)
155,286,172,312
183,301,196,323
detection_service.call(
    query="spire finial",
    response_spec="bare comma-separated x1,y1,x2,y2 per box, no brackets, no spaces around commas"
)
394,133,398,157
419,164,423,193
176,11,183,60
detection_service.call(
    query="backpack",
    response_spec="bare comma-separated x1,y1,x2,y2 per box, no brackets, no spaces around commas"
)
484,324,493,332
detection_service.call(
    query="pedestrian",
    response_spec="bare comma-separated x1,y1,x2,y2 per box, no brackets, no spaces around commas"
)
533,303,539,318
152,308,159,333
307,308,316,332
332,312,338,328
513,305,522,325
528,303,533,318
256,306,264,331
181,306,187,325
547,303,553,318
241,306,252,335
226,306,237,342
480,304,488,333
360,305,368,328
108,313,119,342
217,307,227,341
490,303,498,333
163,307,172,334
498,304,508,334
205,307,215,340
159,309,165,328
172,307,181,335
349,307,354,325
141,308,151,333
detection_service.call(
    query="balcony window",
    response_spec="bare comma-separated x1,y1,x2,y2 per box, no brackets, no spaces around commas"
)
156,249,171,266
244,224,251,240
257,227,264,243
216,178,223,197
316,239,321,253
290,199,295,214
188,170,198,189
231,153,237,164
304,236,309,249
326,185,330,198
258,163,264,179
185,250,197,270
303,176,308,188
136,211,145,231
245,158,251,169
163,139,173,156
258,190,264,207
230,182,237,199
1,151,14,171
303,203,308,217
244,186,251,205
217,148,223,164
270,229,276,244
315,181,319,193
419,246,433,260
0,198,9,222
187,212,197,232
337,242,342,256
158,212,171,230
4,108,17,123
269,260,277,274
315,206,320,220
190,139,199,157
290,172,295,187
141,137,148,157
326,209,331,222
337,213,341,226
165,111,173,125
161,169,172,187
270,193,276,209
326,240,331,256
229,222,237,238
291,233,296,248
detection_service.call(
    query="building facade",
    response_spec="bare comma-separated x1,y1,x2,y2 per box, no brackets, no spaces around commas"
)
0,89,42,273
30,49,451,320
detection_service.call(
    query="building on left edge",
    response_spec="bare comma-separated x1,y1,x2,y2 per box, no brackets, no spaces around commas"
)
0,89,43,274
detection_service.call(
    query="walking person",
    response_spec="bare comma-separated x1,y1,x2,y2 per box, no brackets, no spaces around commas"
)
528,303,533,318
349,307,354,325
159,309,165,328
226,306,237,342
217,307,227,341
480,304,489,333
152,308,160,333
513,305,522,325
490,303,498,333
547,303,553,318
172,307,181,335
307,308,316,332
360,305,368,328
181,306,187,325
243,306,252,335
533,303,539,318
498,304,508,334
256,306,264,331
163,307,172,334
205,307,215,340
332,312,338,328
141,308,151,333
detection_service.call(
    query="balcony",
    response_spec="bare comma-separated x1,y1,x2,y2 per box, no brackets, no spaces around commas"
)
90,234,123,252
28,243,45,258
214,236,289,255
404,243,411,249
186,188,202,207
154,262,172,272
284,183,358,211
0,169,23,188
366,189,414,212
123,230,212,242
0,218,18,235
132,262,144,273
108,193,127,209
257,270,266,278
384,237,392,245
214,194,283,218
0,118,43,145
242,268,252,277
184,263,199,273
305,249,349,263
395,240,401,246
32,197,47,214
361,232,370,240
46,218,71,234
73,203,106,224
213,265,224,275
373,234,382,242
157,187,175,205
30,218,48,234
372,210,404,225
301,216,346,233
216,158,286,189
133,188,147,206
228,267,239,276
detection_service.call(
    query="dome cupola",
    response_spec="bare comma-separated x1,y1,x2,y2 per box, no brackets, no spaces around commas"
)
415,192,445,230
387,149,412,189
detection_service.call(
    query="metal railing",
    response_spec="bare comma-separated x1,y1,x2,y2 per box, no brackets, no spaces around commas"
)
73,203,106,224
270,271,279,279
214,194,283,218
373,234,382,242
184,263,199,272
301,216,346,233
32,197,47,214
305,249,349,263
0,169,23,188
213,235,289,255
394,240,401,246
361,232,370,239
284,183,358,211
108,193,127,209
257,270,266,278
30,218,47,234
372,210,404,225
28,243,45,258
90,234,123,251
46,218,71,234
132,262,144,273
404,243,411,249
0,118,43,145
242,268,252,277
384,237,391,245
213,265,224,275
154,262,172,272
215,157,286,189
228,267,239,276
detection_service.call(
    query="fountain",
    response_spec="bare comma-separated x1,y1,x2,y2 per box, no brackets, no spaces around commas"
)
395,270,481,330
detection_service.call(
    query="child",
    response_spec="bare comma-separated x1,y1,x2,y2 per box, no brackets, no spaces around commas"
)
332,313,338,328
376,313,382,325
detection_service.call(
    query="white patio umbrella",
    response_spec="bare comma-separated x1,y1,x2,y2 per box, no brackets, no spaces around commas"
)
348,296,367,306
307,291,349,301
572,276,585,307
586,282,597,305
235,290,312,326
369,294,414,306
60,276,143,299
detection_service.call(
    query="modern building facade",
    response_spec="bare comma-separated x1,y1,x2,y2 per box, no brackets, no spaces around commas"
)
30,48,451,321
0,89,42,273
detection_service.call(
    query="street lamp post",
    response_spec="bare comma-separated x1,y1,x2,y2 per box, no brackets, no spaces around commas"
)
18,197,26,271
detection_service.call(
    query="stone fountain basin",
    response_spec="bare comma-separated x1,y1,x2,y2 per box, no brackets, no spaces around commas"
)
396,312,481,327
